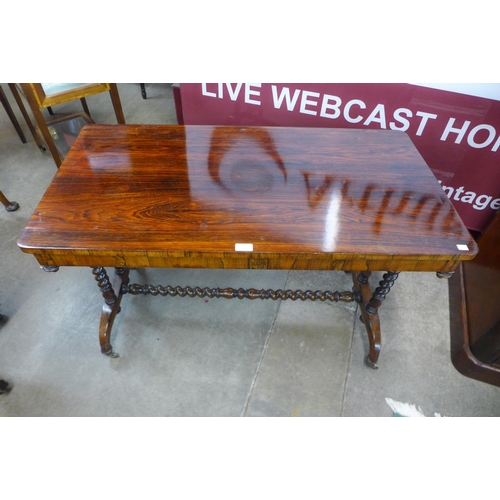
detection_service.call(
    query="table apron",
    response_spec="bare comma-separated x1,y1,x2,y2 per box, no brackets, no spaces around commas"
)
28,251,465,274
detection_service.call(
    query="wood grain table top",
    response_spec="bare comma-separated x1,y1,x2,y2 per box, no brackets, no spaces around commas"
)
17,125,477,272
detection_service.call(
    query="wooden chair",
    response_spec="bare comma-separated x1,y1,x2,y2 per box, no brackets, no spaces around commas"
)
9,83,125,167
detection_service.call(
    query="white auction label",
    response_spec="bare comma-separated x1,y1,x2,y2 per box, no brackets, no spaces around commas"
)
456,244,469,251
235,243,253,251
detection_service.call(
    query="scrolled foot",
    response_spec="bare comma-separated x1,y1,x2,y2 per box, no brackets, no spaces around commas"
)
436,272,454,279
364,355,379,370
101,347,119,358
42,265,59,272
5,201,20,212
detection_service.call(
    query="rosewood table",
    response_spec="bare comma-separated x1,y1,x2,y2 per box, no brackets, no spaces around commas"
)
17,125,478,368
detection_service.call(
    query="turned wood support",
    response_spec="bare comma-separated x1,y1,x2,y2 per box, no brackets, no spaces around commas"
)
352,271,381,368
352,270,400,369
365,271,400,315
92,267,130,357
122,283,358,302
92,267,118,305
356,271,371,285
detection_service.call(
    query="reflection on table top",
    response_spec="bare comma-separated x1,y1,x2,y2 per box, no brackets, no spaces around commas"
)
17,125,477,270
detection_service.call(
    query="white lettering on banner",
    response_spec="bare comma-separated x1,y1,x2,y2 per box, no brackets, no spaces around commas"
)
440,118,471,143
199,85,500,152
389,108,413,131
453,186,465,201
441,118,500,151
439,180,500,211
271,86,301,111
226,83,243,101
415,111,437,136
364,104,387,128
344,99,366,123
201,83,261,104
300,91,320,116
467,124,496,148
245,84,261,105
201,83,217,98
320,94,342,119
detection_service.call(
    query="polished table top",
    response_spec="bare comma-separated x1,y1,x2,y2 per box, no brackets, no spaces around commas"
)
18,125,477,272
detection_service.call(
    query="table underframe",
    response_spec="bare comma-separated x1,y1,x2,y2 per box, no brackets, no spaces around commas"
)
44,265,453,368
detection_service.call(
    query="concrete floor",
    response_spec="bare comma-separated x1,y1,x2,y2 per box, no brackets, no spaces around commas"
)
1,83,499,417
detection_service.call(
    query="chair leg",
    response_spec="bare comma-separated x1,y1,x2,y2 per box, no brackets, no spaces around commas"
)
0,190,20,211
108,84,126,124
140,83,147,99
0,85,27,143
32,106,62,167
26,103,62,167
7,84,46,151
80,97,91,117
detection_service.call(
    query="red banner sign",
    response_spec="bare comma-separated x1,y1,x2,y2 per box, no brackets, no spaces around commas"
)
179,83,500,232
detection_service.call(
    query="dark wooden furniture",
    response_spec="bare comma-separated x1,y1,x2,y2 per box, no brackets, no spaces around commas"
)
0,190,19,212
0,84,26,143
6,84,45,151
17,125,477,367
8,84,125,167
449,210,500,386
44,112,94,159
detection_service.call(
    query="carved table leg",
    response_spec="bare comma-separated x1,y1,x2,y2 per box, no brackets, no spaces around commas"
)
352,271,400,368
352,271,382,368
92,267,130,358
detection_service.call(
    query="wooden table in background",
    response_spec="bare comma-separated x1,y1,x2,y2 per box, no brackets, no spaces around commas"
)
17,125,478,368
